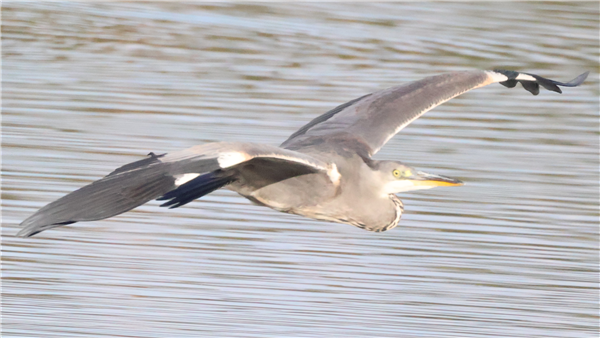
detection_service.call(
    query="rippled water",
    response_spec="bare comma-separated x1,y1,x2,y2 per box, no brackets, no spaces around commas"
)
2,2,598,338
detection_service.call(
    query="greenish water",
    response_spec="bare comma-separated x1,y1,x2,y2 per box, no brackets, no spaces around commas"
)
2,2,598,338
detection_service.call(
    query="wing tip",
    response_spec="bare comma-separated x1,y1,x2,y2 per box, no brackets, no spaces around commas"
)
16,229,46,238
16,216,41,237
16,228,36,238
16,219,76,238
16,224,44,238
492,69,589,95
566,71,590,87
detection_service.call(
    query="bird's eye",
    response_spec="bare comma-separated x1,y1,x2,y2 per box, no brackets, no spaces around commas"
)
392,169,401,178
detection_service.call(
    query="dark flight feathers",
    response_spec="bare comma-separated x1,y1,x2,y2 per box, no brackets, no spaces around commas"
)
495,70,589,95
157,171,235,209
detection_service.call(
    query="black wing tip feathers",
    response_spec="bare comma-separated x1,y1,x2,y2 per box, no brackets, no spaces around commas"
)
493,69,589,96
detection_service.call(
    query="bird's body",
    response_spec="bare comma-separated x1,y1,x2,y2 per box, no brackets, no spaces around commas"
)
232,147,402,232
17,69,588,237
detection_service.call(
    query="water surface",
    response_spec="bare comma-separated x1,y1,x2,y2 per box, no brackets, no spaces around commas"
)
2,2,598,338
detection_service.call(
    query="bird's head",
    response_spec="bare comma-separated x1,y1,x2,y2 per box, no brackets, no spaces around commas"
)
374,161,463,196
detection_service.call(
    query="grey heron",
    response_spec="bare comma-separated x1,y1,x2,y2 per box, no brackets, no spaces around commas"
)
17,69,588,237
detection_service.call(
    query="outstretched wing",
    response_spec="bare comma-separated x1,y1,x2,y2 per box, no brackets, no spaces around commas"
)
281,70,589,156
17,142,333,237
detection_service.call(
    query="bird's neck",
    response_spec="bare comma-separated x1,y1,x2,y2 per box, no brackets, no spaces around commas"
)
382,194,404,232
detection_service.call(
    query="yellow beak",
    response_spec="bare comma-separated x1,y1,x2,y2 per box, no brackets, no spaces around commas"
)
411,171,463,187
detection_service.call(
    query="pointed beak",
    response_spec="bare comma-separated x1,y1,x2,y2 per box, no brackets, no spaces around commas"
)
411,171,463,187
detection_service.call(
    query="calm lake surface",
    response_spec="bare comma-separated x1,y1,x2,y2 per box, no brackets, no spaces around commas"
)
2,2,598,338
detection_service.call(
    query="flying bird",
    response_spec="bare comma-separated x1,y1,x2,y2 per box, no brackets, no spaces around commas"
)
17,69,588,237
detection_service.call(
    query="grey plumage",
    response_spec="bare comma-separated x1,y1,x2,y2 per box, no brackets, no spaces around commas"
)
17,69,589,237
